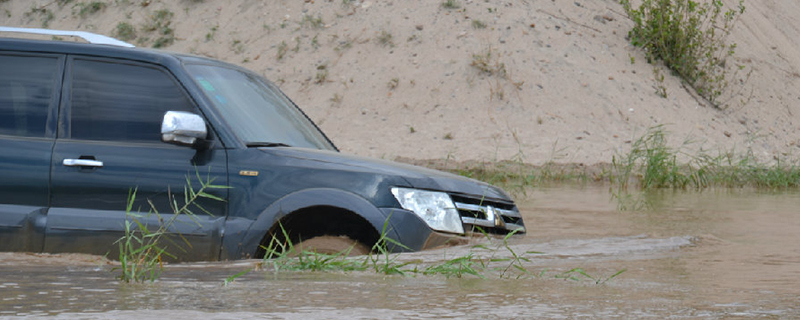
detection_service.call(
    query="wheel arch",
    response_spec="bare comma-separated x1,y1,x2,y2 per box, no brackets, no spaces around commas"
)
236,188,399,259
255,205,380,258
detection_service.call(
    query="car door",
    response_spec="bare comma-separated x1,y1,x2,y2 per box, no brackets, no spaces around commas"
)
0,52,63,252
46,57,228,261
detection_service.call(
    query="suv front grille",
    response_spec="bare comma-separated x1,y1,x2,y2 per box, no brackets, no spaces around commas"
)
450,195,525,235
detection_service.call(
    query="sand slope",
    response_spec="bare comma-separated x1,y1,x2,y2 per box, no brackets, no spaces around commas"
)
1,0,798,165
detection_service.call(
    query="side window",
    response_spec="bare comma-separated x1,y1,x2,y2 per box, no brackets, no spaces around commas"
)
69,59,196,142
0,54,59,138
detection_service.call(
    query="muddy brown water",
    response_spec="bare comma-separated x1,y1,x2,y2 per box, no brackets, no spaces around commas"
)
1,186,799,319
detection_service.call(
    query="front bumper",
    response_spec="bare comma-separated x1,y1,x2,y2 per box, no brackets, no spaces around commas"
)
380,194,525,252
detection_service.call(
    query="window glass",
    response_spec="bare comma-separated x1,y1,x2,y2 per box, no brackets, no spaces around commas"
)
70,59,195,142
185,64,335,151
0,54,58,137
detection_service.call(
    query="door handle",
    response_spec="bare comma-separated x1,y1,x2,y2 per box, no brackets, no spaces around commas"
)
63,159,104,168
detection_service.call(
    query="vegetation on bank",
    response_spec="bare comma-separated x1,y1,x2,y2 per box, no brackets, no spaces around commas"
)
620,0,747,107
609,126,800,190
409,126,800,192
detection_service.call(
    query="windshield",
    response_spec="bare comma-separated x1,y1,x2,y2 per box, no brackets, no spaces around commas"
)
185,64,335,150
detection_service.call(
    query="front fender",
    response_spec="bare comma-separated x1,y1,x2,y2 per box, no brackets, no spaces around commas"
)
227,188,404,259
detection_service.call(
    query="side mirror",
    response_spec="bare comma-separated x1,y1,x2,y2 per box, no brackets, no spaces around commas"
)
161,111,207,147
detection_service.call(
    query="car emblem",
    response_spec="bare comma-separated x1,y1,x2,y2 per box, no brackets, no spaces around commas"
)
485,206,506,228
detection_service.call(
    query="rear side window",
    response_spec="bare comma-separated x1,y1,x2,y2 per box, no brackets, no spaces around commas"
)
69,59,195,142
0,54,59,138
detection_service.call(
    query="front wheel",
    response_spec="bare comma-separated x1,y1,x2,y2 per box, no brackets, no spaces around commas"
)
295,235,370,256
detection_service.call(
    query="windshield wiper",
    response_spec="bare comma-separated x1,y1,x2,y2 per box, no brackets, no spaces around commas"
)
246,142,291,148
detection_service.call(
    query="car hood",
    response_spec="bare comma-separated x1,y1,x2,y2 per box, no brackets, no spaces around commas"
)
259,147,512,202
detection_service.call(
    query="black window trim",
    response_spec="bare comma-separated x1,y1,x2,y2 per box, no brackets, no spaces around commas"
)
59,55,213,144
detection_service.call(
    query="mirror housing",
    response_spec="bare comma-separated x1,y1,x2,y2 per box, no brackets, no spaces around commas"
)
161,111,207,147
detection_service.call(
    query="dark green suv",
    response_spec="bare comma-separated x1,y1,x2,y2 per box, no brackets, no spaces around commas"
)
0,27,525,261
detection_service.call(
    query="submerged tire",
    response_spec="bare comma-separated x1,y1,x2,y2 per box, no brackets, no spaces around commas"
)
295,236,370,256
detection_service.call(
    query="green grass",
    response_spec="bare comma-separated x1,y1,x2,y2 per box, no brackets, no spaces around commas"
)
471,20,487,29
143,9,175,48
471,47,507,78
397,124,800,193
334,38,353,52
300,14,324,29
441,0,460,9
555,267,627,284
252,226,390,279
205,25,217,42
487,230,539,279
610,125,692,190
24,7,54,28
422,253,485,279
276,41,288,60
387,78,400,90
257,222,374,275
231,39,244,54
366,215,415,275
115,171,227,283
314,63,329,84
377,30,394,47
611,125,800,191
620,0,746,106
246,218,414,278
115,188,170,283
113,22,137,41
75,1,107,18
227,222,616,283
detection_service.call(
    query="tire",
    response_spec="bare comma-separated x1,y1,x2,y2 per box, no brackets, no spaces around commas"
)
294,235,370,256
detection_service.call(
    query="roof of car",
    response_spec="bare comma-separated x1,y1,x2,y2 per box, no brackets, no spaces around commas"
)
0,26,135,47
0,27,231,68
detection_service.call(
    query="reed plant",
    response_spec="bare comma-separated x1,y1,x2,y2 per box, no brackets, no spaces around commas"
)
365,216,414,275
115,171,227,283
258,223,369,275
409,126,800,192
612,125,800,191
260,217,413,276
422,253,485,279
555,267,627,284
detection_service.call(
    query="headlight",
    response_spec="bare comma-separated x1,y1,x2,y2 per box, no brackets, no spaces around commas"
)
391,187,464,234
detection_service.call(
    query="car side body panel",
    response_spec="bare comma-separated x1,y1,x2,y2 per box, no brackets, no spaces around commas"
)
0,139,52,252
0,50,64,253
